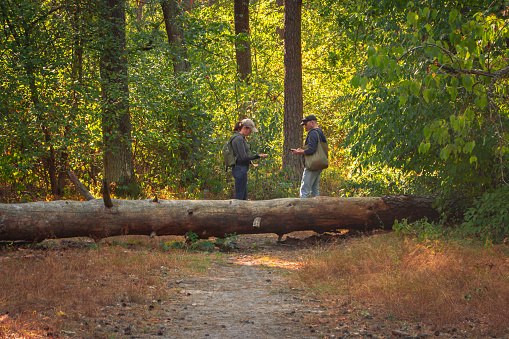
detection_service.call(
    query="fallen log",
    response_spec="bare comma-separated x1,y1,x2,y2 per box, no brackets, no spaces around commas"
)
0,195,438,242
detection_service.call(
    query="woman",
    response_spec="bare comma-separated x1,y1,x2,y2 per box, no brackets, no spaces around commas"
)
231,118,267,200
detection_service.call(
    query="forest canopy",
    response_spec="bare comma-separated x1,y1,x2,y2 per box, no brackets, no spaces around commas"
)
0,0,507,243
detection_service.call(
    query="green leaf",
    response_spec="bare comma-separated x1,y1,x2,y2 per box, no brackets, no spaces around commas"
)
465,109,475,121
464,141,475,153
423,88,435,103
419,142,431,154
422,7,430,19
360,77,369,90
407,11,414,25
423,126,432,140
447,86,458,101
399,95,408,107
451,116,460,132
410,81,420,96
440,147,452,160
449,9,459,26
476,95,488,109
351,76,361,88
462,74,473,92
479,55,486,70
432,9,438,20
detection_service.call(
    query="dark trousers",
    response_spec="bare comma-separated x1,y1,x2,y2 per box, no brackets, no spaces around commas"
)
232,165,248,200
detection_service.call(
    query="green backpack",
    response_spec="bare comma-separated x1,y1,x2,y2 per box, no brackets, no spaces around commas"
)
222,134,238,172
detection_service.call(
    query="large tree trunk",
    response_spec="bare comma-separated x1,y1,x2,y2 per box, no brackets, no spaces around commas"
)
233,0,252,119
234,0,252,83
0,195,438,242
161,0,200,183
161,0,191,73
282,0,304,181
99,0,138,197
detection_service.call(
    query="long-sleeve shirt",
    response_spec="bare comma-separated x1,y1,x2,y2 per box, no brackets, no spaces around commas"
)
302,128,327,166
231,132,260,166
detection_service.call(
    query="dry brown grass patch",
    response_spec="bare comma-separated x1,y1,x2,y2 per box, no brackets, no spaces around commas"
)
0,236,201,336
295,234,509,335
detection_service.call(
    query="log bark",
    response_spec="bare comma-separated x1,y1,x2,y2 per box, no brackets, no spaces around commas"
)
0,195,438,242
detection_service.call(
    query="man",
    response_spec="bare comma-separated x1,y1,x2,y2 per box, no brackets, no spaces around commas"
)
290,115,327,198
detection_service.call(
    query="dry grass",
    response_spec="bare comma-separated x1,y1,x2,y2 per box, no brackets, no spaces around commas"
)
294,233,509,335
0,236,206,337
1,233,508,338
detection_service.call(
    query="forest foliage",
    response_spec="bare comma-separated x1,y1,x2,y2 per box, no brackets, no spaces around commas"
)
0,0,507,242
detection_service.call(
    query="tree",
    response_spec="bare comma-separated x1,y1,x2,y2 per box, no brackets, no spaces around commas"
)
161,0,203,181
282,0,304,180
346,0,509,233
233,0,252,119
234,0,252,83
98,0,139,197
161,0,191,73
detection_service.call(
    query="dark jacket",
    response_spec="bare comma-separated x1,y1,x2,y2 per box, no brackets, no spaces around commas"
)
231,132,260,167
302,128,327,166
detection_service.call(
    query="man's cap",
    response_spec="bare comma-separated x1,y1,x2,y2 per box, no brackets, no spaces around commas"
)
242,118,258,132
301,115,317,125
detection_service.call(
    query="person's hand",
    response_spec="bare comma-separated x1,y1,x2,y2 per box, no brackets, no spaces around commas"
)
258,153,268,158
290,148,304,155
252,163,259,167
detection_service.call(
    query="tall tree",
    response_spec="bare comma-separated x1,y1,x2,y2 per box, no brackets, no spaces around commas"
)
282,0,303,180
161,0,200,180
233,0,252,119
99,0,139,197
234,0,252,83
162,0,191,73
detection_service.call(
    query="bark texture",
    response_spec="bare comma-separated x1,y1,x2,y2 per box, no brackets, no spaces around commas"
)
0,195,438,242
99,0,138,196
234,0,252,83
282,0,304,180
162,0,191,73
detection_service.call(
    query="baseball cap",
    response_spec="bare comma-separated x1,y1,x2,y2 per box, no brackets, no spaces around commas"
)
241,118,258,132
300,115,317,125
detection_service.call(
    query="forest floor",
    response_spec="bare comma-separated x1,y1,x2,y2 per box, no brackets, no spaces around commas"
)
1,232,501,339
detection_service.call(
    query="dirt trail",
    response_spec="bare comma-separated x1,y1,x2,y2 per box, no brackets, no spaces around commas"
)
120,233,392,339
162,260,323,338
122,233,481,339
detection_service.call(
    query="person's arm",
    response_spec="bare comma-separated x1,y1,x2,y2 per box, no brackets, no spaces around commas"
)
303,130,319,155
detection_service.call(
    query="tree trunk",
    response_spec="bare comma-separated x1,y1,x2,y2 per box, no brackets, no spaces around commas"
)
233,0,252,119
161,0,191,73
282,0,304,181
99,0,138,197
0,195,438,242
234,0,252,83
161,0,200,183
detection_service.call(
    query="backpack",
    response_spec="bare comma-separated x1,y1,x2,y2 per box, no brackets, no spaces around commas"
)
222,134,238,172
